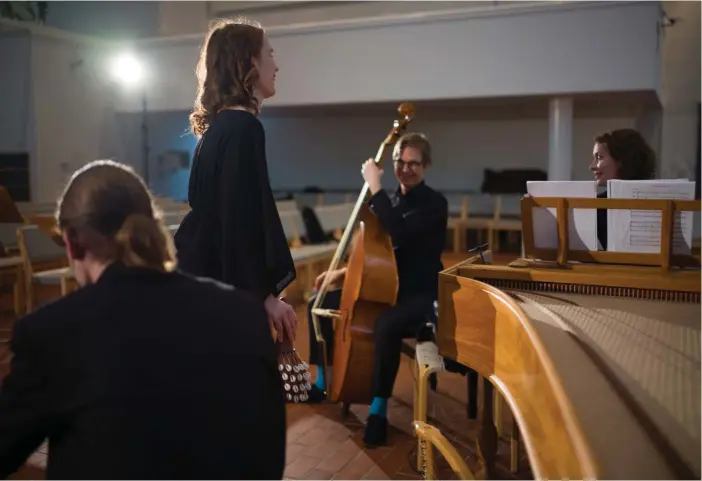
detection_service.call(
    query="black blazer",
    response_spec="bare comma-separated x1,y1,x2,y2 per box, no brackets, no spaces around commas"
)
0,263,285,480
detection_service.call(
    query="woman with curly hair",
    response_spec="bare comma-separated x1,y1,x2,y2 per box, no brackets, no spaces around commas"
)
175,18,297,343
590,128,657,249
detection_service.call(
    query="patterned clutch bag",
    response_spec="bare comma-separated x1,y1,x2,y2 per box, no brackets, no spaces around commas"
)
277,336,311,403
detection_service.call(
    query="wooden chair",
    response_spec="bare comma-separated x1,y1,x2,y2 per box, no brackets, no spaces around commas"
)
413,421,474,480
0,255,24,317
460,195,494,251
0,222,25,316
313,202,354,241
16,225,75,312
320,192,351,206
0,222,24,255
486,195,522,252
445,194,469,253
278,210,337,299
275,199,298,213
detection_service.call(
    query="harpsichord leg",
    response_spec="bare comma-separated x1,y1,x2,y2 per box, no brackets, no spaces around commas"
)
476,378,498,480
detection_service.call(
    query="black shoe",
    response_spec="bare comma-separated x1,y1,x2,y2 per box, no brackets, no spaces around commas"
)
363,414,387,447
303,384,327,404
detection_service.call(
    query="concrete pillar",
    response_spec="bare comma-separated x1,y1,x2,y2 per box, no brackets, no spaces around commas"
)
547,96,573,181
659,1,700,180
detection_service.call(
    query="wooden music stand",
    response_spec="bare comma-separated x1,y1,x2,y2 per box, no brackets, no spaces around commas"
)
520,196,701,271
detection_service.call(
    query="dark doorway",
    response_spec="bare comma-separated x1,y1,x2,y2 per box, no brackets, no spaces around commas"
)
0,153,30,201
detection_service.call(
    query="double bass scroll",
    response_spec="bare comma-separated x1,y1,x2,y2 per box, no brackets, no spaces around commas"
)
310,103,415,405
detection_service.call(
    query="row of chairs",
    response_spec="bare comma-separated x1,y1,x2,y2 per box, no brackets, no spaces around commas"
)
159,199,354,299
153,192,525,257
446,195,523,254
279,191,526,255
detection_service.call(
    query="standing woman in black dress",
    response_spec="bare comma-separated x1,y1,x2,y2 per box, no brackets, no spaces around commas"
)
175,18,297,342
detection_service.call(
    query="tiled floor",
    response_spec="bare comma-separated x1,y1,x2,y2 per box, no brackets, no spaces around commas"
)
2,252,533,480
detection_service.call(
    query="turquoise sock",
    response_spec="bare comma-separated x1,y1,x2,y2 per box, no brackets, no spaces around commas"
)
314,365,326,390
368,397,388,418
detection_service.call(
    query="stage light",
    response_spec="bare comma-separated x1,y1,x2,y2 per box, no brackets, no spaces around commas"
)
110,52,143,87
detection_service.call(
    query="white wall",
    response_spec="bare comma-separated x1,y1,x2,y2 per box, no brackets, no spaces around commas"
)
116,1,662,112
0,31,32,154
4,0,695,210
29,34,124,202
262,114,637,191
113,98,640,206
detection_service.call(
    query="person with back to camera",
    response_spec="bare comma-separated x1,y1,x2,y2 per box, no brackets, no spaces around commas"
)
589,128,656,250
0,160,286,480
174,17,297,344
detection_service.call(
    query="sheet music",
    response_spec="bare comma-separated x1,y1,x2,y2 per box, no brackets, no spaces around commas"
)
607,179,696,254
526,181,598,251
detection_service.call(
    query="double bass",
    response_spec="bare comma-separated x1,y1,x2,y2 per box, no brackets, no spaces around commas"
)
310,103,415,409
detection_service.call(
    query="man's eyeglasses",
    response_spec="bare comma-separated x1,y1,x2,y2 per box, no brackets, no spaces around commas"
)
393,159,423,170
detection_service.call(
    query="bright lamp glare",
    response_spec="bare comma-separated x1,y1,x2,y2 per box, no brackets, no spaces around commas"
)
110,53,143,86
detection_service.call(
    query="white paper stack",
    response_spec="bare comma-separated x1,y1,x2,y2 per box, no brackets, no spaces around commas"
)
526,181,598,251
606,179,696,254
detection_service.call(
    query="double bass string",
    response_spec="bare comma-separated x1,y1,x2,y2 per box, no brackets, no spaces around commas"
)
310,152,379,339
309,104,415,397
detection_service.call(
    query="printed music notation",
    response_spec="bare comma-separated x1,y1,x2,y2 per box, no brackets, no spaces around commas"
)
629,189,688,249
608,180,695,254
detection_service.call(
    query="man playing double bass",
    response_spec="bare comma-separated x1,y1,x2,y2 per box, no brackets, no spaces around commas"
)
306,132,448,446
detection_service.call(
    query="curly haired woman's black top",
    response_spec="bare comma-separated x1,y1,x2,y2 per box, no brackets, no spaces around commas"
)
175,110,296,299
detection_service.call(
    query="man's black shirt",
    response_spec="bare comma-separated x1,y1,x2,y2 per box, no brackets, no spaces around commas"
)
367,181,448,300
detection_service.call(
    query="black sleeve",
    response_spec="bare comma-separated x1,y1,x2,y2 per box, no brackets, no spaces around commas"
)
0,320,51,478
368,190,448,247
218,121,273,301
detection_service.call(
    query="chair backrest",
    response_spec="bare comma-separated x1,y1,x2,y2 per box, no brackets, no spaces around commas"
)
279,210,305,244
313,203,354,233
465,194,494,218
17,225,66,263
444,194,468,219
276,199,298,212
321,192,352,206
299,206,327,244
291,193,318,208
0,222,24,250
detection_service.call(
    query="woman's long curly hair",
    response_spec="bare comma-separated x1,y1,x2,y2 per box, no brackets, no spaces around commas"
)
190,17,265,137
595,128,656,180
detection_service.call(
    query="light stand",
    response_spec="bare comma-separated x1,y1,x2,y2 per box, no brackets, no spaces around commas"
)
141,91,150,186
110,51,149,186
